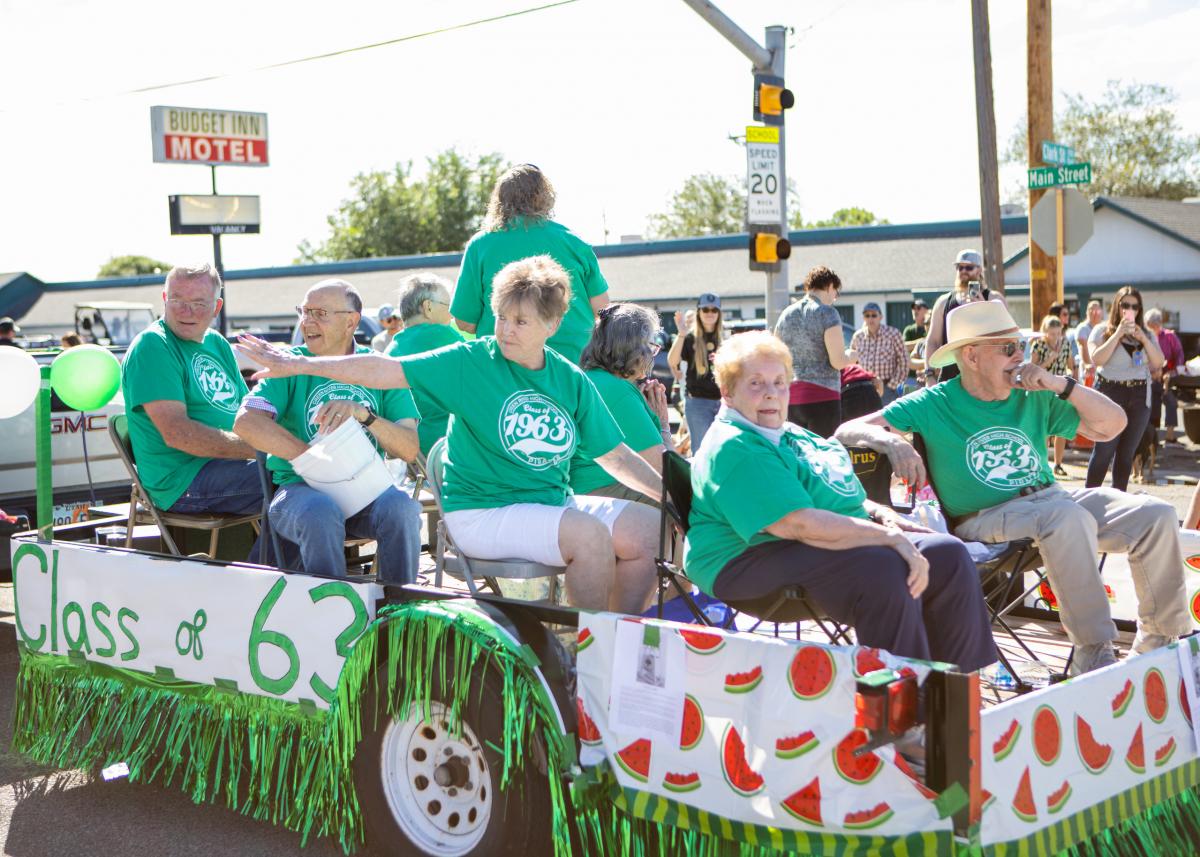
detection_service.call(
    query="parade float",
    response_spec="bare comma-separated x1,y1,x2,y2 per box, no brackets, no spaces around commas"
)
6,344,1200,856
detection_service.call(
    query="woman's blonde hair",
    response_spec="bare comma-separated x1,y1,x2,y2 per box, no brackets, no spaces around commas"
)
483,164,556,232
1039,314,1063,335
689,304,725,377
490,255,571,325
713,331,793,393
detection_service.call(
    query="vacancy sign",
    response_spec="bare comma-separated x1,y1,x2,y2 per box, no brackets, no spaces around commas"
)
151,106,269,167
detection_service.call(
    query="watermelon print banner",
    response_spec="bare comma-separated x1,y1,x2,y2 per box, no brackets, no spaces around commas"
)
980,644,1199,853
574,614,954,847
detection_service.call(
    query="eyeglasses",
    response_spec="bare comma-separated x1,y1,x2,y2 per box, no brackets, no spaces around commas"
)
698,307,720,315
296,306,356,321
974,342,1022,357
647,342,662,356
166,298,214,314
1119,302,1140,311
955,264,980,272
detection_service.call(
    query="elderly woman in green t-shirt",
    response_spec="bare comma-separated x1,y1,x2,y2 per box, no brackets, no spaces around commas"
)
684,331,995,670
569,303,675,507
239,255,662,614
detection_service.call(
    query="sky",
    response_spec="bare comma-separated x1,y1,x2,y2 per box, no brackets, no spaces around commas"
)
0,0,1197,282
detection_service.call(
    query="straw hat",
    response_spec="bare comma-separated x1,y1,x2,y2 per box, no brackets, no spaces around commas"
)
928,301,1022,368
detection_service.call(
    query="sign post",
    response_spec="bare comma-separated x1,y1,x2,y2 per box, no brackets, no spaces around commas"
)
151,106,269,335
1027,142,1092,306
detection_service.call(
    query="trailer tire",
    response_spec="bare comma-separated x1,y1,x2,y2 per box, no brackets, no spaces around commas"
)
353,663,554,857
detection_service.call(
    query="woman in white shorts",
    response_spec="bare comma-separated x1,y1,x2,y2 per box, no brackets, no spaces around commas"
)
238,255,663,614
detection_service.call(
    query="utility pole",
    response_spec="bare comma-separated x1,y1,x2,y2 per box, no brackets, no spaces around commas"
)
1027,0,1056,323
680,1,791,325
971,0,1005,296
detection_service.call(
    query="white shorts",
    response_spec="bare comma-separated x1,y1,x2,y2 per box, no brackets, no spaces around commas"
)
444,495,630,566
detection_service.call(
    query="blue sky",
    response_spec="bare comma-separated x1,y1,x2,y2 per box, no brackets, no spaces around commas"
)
0,0,1196,281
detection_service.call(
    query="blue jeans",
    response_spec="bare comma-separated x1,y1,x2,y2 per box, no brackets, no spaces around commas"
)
1086,381,1150,492
168,459,263,515
270,482,421,583
685,396,722,450
881,385,901,406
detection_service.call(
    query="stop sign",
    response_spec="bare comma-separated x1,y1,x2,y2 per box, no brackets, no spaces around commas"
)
1030,187,1094,255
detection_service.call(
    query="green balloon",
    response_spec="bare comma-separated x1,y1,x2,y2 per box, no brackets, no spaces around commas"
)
51,344,121,411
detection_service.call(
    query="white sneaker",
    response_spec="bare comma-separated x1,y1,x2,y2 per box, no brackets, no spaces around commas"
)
1130,630,1176,657
1069,642,1118,677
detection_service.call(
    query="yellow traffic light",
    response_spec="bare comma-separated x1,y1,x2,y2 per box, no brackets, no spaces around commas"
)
750,232,791,267
757,83,794,117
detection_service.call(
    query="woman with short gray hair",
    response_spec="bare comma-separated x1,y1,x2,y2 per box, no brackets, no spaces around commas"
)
570,303,675,506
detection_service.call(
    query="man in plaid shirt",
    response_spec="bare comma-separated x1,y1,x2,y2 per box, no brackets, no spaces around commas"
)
851,302,908,404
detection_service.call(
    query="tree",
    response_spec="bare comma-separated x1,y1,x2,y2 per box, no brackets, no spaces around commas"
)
803,207,890,229
646,173,745,238
297,149,508,262
1004,81,1200,200
97,255,170,277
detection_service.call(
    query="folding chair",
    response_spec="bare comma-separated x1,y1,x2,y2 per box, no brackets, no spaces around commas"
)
109,413,260,558
656,450,854,644
426,438,565,600
406,453,442,553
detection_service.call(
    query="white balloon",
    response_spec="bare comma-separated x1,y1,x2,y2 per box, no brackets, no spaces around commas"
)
0,347,42,419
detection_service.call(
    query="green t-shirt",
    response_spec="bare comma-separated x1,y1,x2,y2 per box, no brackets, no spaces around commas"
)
387,323,466,456
451,218,609,364
569,369,663,495
902,323,927,342
683,417,869,595
882,377,1081,518
400,338,623,512
248,345,419,486
120,320,248,509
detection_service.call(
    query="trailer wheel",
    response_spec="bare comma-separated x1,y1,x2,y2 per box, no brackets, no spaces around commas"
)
353,665,553,857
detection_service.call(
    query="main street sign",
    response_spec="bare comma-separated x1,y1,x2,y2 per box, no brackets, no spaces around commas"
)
1028,162,1091,190
1040,140,1075,166
745,125,782,225
151,106,269,167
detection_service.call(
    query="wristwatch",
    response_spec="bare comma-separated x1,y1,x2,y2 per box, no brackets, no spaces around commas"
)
359,406,378,427
1057,377,1077,400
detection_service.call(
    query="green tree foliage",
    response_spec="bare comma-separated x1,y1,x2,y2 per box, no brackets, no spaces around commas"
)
97,255,170,277
297,150,508,262
1004,81,1200,199
803,207,890,229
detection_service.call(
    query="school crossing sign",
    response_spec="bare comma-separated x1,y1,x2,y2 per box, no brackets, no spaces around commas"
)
745,125,782,225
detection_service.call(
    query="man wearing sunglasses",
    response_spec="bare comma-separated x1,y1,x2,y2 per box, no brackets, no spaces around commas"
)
838,301,1190,676
923,249,1003,386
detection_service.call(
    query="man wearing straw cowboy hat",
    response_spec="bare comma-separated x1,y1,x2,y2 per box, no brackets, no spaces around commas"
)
838,300,1190,675
234,278,422,582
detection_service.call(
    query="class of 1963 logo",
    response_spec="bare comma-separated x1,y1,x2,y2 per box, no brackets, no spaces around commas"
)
191,354,239,412
304,382,378,440
498,391,576,470
964,427,1040,489
786,432,860,496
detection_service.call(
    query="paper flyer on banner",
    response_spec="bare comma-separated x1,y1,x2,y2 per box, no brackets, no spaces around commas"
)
1177,636,1200,752
609,620,685,743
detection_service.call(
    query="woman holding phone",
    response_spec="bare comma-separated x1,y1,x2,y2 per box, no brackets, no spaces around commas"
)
1085,286,1163,491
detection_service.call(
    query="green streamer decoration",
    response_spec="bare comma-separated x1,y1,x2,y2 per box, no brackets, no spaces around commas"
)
13,596,1200,856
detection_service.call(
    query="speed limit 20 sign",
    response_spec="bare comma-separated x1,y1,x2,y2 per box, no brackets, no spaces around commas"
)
746,125,781,225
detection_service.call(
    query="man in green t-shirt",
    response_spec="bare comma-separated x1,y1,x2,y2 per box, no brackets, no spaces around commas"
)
120,264,262,517
837,301,1190,675
234,279,422,582
450,164,609,363
386,273,465,456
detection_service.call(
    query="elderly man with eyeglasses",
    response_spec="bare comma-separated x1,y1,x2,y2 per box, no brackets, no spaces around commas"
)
837,301,1190,676
120,264,264,520
850,302,908,405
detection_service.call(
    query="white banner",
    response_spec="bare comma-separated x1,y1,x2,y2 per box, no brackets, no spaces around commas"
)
11,538,381,709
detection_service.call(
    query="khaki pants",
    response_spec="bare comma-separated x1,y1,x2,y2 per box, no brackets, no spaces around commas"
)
954,484,1189,646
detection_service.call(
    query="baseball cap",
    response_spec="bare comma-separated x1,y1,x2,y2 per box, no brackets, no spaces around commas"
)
863,302,882,315
697,293,721,309
0,316,19,333
376,304,397,321
911,298,928,309
955,249,983,267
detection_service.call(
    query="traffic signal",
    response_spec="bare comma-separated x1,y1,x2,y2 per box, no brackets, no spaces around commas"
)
749,229,791,272
753,73,793,125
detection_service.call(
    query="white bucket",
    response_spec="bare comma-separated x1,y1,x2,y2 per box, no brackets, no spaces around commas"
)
290,419,392,518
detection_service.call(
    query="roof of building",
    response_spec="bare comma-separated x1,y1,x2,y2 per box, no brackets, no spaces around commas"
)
1097,197,1200,251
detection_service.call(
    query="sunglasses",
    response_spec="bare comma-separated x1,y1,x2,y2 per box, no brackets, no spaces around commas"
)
698,307,720,314
862,313,880,319
956,264,980,272
974,342,1022,357
1120,302,1140,311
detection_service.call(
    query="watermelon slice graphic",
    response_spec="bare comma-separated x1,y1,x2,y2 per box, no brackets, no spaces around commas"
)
833,727,883,786
680,694,704,751
1011,766,1037,823
1192,590,1200,624
1144,667,1168,723
844,802,894,830
1154,737,1177,768
993,719,1022,762
662,771,701,793
680,628,725,654
576,627,594,652
853,646,887,677
1111,679,1135,718
1186,555,1200,572
725,665,763,694
775,730,819,760
575,697,602,746
615,738,651,783
788,645,837,701
893,749,938,799
1032,705,1061,766
1046,780,1072,815
1125,723,1145,774
1075,715,1113,774
1181,677,1193,727
721,724,765,797
981,789,996,813
780,776,822,827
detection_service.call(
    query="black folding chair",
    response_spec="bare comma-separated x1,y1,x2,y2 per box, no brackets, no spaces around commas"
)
656,450,853,644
